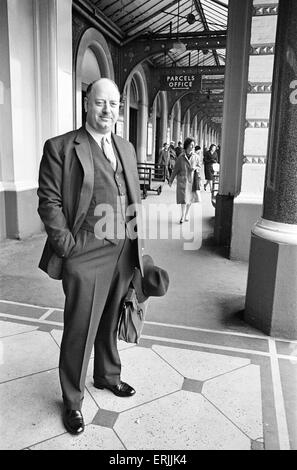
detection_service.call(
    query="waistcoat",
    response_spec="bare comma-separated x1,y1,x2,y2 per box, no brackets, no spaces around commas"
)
80,134,130,243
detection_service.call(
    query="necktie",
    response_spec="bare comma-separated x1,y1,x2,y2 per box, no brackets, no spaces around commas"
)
101,137,117,171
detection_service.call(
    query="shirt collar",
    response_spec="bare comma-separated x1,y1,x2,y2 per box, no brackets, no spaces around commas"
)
85,123,112,145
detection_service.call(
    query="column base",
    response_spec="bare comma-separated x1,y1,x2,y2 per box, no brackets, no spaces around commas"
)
4,187,43,240
245,219,297,339
230,193,263,261
214,194,234,250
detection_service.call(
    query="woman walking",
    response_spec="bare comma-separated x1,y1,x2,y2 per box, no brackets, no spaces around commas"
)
169,137,201,223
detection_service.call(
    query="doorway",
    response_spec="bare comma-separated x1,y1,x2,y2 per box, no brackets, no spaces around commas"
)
155,116,161,164
129,107,138,150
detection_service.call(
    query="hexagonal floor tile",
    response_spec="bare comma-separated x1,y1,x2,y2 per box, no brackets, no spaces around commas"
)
203,364,263,440
0,320,38,337
29,424,125,450
153,345,250,381
115,390,251,450
50,329,63,347
86,346,183,412
0,330,60,382
0,369,98,450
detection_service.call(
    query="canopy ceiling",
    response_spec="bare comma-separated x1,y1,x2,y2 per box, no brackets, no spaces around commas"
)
88,0,229,68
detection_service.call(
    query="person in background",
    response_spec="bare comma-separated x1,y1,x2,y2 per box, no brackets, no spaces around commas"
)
216,145,221,163
194,145,203,202
194,145,203,167
175,141,183,158
203,143,218,192
168,141,177,178
158,142,170,181
168,137,201,223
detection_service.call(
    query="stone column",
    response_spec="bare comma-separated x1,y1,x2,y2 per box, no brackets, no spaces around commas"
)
245,0,297,339
230,0,278,261
214,0,253,247
160,94,168,149
0,0,72,240
137,99,148,163
184,110,191,138
203,123,208,148
199,119,204,148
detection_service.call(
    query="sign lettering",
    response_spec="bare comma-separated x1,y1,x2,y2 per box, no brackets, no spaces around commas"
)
160,72,201,91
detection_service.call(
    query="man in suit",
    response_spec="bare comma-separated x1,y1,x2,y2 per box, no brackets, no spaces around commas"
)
158,143,169,181
37,78,143,435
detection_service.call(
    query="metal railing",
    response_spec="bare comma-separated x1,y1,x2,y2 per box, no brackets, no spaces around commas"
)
137,163,166,198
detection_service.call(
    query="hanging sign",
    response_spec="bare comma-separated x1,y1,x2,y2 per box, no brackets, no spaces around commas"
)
160,71,201,91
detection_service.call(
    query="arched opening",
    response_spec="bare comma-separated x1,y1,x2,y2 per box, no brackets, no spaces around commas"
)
80,48,101,126
75,28,114,128
150,91,168,164
155,94,162,164
129,78,139,152
172,100,182,144
123,66,149,162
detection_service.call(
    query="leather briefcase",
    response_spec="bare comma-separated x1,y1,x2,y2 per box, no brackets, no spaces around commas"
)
118,287,147,344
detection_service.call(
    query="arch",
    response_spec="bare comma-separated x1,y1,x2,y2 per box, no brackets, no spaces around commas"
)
123,65,149,162
154,91,168,162
168,91,194,116
81,48,101,84
183,109,191,139
74,28,115,128
130,77,139,109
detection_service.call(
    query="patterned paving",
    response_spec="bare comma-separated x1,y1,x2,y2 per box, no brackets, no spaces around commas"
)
0,299,296,450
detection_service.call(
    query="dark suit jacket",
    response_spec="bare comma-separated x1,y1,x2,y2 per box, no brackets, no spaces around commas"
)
37,127,143,280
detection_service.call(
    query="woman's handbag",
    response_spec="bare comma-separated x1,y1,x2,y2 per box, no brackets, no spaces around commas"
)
118,287,147,344
192,169,201,191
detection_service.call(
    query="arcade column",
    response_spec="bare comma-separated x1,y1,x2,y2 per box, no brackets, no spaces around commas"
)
214,0,253,247
0,0,72,240
245,0,297,339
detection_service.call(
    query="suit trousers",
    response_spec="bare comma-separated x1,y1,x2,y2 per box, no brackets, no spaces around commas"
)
60,228,137,410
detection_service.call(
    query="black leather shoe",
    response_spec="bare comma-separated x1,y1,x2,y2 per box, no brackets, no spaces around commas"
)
94,381,136,397
62,408,85,435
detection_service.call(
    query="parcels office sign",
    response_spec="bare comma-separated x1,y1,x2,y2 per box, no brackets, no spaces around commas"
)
160,73,201,91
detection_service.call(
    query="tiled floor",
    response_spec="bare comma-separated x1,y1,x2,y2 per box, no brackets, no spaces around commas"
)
0,300,296,450
1,186,296,450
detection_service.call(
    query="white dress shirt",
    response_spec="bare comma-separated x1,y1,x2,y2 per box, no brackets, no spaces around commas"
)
85,123,117,171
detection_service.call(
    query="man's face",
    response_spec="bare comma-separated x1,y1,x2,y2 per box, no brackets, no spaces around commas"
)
85,80,120,134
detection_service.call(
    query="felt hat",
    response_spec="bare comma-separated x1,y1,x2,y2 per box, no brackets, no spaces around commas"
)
132,255,169,303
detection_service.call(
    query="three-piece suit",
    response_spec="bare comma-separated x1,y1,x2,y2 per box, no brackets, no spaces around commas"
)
37,127,143,409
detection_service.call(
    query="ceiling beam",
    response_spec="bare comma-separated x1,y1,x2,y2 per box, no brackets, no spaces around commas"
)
73,0,124,44
124,0,179,35
135,31,227,50
193,0,221,67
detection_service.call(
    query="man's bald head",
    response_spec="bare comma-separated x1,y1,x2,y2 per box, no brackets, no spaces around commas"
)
86,78,120,100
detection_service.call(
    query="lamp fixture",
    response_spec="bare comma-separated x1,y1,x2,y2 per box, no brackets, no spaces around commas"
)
169,0,187,54
187,13,196,24
170,40,187,54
